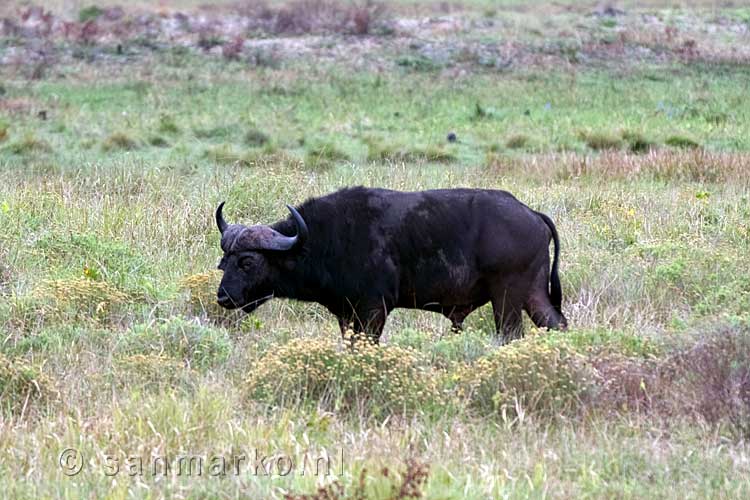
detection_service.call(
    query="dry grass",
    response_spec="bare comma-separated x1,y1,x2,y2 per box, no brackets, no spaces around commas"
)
486,150,750,183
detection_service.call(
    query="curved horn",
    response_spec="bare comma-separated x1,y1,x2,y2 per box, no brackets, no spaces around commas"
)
286,204,308,247
215,201,228,234
263,205,308,251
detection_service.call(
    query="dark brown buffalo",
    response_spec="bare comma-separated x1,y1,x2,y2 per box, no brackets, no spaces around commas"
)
215,187,567,343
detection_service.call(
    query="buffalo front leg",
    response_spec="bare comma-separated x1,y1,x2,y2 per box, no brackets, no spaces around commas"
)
490,291,524,344
444,304,477,334
340,307,388,345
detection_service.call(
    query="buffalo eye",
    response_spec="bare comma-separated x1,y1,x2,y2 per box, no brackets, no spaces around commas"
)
238,255,255,270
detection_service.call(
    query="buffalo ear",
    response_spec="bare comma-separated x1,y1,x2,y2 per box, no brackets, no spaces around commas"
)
216,202,228,234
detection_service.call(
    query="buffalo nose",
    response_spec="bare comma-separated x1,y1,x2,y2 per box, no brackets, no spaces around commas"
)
217,291,232,307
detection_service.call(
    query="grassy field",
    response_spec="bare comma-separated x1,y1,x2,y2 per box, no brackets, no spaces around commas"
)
1,1,750,498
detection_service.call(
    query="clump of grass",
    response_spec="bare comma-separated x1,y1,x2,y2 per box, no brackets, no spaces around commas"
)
304,142,350,171
366,138,456,164
0,352,55,415
194,124,234,140
395,54,442,72
78,5,103,23
579,130,623,150
0,123,8,142
505,134,530,150
102,132,139,152
158,114,180,135
202,144,248,165
243,128,270,147
113,354,192,391
245,336,441,416
417,145,457,163
4,134,51,155
286,457,429,500
117,317,231,370
621,130,657,153
665,135,700,149
148,135,170,148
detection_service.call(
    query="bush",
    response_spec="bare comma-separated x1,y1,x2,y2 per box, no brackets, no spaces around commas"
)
666,327,750,438
245,337,441,416
113,353,193,390
0,353,55,414
117,317,231,370
33,277,129,320
457,337,597,420
179,270,227,318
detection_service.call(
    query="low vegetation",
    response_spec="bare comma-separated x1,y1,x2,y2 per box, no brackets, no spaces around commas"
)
1,0,750,498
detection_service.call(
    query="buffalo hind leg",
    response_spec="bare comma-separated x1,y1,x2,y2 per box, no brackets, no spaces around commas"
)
524,291,567,331
524,268,568,331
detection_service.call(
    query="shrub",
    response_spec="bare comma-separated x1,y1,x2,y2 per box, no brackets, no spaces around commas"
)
245,337,440,416
667,327,750,438
179,270,227,319
0,353,55,414
117,317,231,370
457,337,597,420
33,277,129,320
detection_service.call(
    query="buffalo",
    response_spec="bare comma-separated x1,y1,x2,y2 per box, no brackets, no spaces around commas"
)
215,187,567,343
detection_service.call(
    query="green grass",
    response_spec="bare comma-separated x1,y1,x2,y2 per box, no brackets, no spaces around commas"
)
2,0,750,498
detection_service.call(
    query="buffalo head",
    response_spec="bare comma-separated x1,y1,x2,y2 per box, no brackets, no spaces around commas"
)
215,202,308,313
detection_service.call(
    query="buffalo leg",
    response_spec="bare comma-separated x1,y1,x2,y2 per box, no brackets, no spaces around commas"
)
524,267,568,331
346,307,387,345
444,305,476,333
490,288,524,344
524,291,567,331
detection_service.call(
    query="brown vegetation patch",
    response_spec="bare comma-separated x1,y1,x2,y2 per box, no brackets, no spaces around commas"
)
486,150,750,183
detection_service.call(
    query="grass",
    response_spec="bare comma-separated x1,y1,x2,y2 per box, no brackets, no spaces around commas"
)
1,0,750,498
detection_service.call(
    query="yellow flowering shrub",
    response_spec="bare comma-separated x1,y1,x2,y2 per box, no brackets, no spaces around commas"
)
245,336,441,415
456,337,597,419
33,277,129,320
179,270,227,318
0,352,55,414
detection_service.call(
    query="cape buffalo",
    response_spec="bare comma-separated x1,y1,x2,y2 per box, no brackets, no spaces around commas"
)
215,187,567,343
